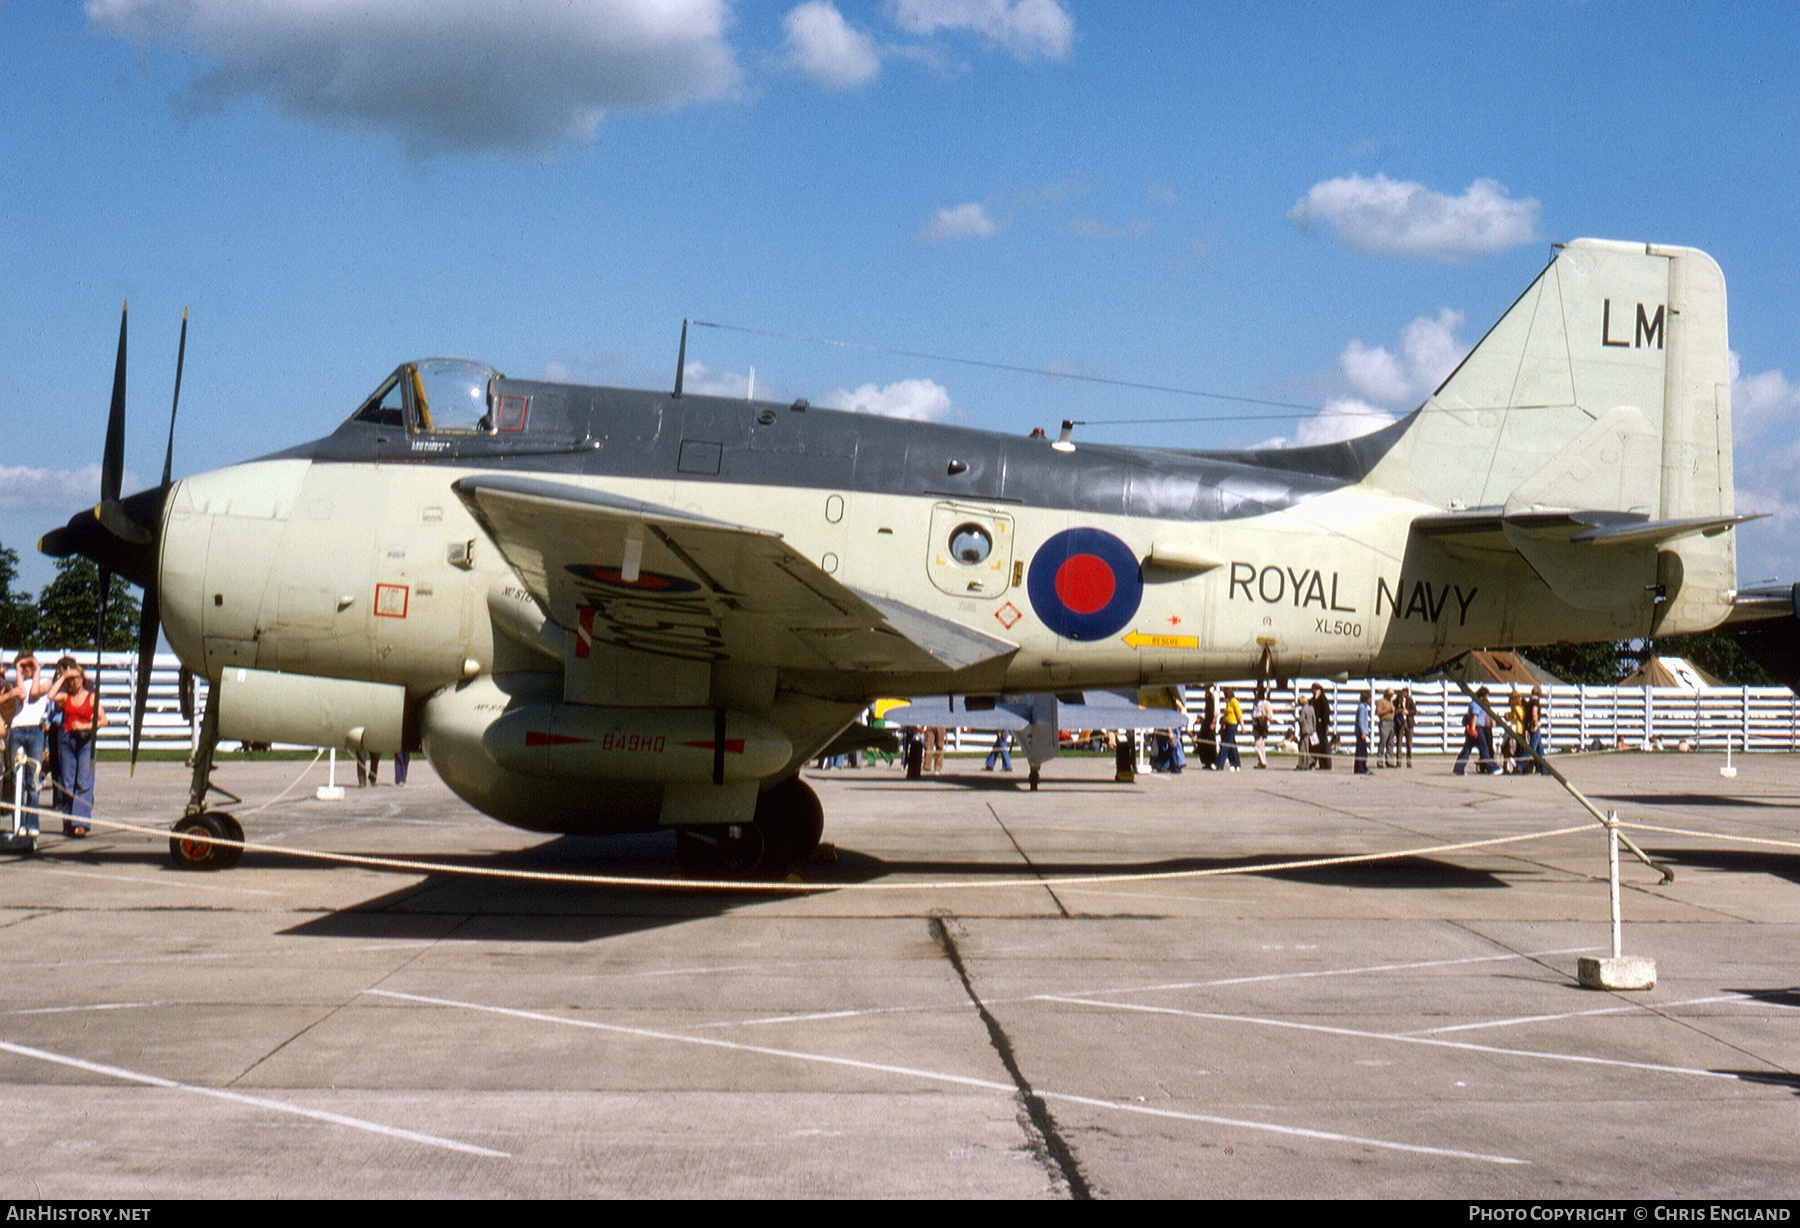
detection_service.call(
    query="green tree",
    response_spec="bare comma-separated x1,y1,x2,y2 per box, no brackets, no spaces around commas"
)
0,545,37,649
1526,640,1630,685
1633,629,1774,686
34,557,140,651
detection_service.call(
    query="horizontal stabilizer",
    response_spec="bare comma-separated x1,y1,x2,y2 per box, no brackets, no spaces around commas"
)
1414,509,1762,550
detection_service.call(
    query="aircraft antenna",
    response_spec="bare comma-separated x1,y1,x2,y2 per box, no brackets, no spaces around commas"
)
673,318,687,398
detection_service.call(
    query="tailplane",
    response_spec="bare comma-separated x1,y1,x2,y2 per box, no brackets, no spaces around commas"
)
1365,239,1746,633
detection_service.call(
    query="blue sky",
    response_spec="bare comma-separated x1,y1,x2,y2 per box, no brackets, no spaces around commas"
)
4,0,1798,596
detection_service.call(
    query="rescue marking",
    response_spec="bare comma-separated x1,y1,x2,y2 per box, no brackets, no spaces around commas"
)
994,601,1023,630
1122,630,1198,649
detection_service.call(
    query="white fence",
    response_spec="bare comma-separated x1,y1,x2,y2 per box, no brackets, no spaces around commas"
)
7,653,1798,755
1172,680,1800,755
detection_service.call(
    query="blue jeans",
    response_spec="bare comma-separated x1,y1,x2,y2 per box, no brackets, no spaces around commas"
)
7,726,45,834
57,727,96,823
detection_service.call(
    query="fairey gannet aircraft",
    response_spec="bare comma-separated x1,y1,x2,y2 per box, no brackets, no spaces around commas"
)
42,239,1764,876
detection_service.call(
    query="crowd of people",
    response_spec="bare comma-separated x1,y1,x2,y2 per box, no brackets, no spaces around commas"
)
4,651,107,837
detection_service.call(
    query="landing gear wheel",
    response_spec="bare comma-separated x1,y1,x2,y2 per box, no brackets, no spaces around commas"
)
677,823,766,879
754,775,824,873
169,812,242,871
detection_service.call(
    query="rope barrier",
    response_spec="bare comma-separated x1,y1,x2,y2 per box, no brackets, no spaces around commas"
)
6,757,1788,895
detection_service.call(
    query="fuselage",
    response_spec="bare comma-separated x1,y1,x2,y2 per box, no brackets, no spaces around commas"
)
157,372,1660,716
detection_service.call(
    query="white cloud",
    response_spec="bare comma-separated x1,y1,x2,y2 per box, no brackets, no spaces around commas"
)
1287,174,1541,261
680,362,754,398
1291,400,1399,447
784,1,881,89
919,202,999,241
1729,352,1800,441
86,0,740,157
889,0,1073,61
0,465,133,512
823,378,952,421
1340,308,1467,407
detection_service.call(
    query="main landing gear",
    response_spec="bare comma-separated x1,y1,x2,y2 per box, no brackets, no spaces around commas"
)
676,775,824,880
169,685,244,871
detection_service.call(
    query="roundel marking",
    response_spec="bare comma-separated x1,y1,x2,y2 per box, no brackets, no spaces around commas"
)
566,563,701,594
1026,528,1142,641
1054,553,1115,614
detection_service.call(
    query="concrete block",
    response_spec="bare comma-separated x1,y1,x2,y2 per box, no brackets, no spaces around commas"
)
1578,955,1657,990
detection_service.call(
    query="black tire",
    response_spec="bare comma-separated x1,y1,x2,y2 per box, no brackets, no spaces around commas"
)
755,775,824,872
169,812,241,871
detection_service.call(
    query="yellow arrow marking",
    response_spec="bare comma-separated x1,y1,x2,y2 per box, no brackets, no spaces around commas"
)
1122,630,1199,649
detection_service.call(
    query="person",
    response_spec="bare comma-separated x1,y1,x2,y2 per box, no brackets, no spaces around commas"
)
1310,682,1333,771
1454,687,1498,775
1195,686,1218,770
1502,689,1526,773
984,729,1013,771
1353,689,1372,774
1251,687,1274,769
392,749,411,785
925,726,945,774
356,750,381,786
1396,688,1416,768
45,655,77,801
1376,688,1397,768
1523,685,1546,772
1295,686,1316,770
50,663,105,835
4,653,54,835
1218,686,1242,771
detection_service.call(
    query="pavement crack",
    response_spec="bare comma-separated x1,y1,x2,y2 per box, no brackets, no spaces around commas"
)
984,802,1071,917
929,911,1093,1200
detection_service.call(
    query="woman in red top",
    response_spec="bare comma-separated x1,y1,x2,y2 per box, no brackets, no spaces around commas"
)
52,664,106,836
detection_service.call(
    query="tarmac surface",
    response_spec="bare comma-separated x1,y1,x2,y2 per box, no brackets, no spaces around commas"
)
0,747,1796,1199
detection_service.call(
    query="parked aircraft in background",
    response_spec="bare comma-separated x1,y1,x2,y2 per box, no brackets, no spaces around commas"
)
43,239,1778,876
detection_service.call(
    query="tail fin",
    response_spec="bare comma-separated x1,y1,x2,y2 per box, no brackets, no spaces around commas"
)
1366,239,1741,632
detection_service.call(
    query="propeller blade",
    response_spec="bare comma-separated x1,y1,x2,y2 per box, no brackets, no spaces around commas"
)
161,307,186,488
94,565,111,681
130,586,159,774
103,301,127,505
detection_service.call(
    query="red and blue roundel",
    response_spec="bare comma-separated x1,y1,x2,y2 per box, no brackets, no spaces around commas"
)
1026,528,1142,641
565,563,700,594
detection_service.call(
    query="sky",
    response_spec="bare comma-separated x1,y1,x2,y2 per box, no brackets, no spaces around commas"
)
4,0,1798,596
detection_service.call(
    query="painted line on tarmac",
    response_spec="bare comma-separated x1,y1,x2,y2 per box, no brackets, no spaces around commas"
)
1073,946,1596,995
5,1002,161,1016
0,1038,510,1158
703,949,1601,1030
28,865,280,895
1041,995,1744,1081
366,988,1525,1165
1400,992,1759,1037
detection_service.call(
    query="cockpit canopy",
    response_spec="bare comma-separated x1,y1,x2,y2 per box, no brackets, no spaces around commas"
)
351,358,506,434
